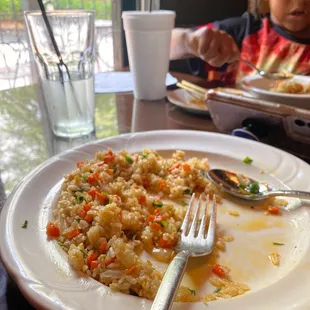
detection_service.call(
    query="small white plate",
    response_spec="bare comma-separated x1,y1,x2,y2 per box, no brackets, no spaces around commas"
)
167,89,209,115
240,74,310,108
1,130,310,310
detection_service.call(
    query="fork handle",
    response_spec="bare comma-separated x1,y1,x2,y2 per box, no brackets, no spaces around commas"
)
151,250,190,310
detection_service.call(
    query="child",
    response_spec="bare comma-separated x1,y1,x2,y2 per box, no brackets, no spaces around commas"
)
170,0,310,84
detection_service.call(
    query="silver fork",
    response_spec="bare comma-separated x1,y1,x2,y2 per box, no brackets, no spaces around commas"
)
151,194,217,310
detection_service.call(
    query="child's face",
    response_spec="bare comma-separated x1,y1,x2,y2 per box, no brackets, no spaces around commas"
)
269,0,310,34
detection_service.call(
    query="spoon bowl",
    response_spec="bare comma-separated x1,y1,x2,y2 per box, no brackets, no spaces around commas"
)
207,169,310,202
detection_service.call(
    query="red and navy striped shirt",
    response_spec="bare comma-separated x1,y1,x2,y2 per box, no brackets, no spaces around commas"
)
190,12,310,84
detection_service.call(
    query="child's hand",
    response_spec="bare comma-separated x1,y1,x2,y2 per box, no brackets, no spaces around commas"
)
186,27,240,67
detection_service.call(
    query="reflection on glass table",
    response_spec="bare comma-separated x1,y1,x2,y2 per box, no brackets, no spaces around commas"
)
0,84,121,198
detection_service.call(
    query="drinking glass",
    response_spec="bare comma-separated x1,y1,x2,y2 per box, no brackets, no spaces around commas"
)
25,10,95,138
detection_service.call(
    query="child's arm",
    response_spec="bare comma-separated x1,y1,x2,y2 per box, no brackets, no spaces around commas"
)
170,28,193,60
170,26,240,67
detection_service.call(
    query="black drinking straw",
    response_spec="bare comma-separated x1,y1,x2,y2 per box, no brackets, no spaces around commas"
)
36,0,71,83
149,0,153,12
35,0,83,118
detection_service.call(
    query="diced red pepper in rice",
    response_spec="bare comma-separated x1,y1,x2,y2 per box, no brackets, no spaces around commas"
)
158,237,175,248
84,203,92,211
125,265,137,275
105,257,116,266
159,180,167,189
84,213,93,224
268,206,280,215
87,253,97,265
147,215,155,223
212,264,230,277
138,195,147,205
168,163,181,172
96,192,109,205
77,209,86,219
76,161,84,168
66,227,81,239
150,223,161,231
153,208,161,215
99,241,108,253
90,260,100,271
182,163,191,172
104,151,115,164
88,189,97,199
46,222,60,238
88,172,100,185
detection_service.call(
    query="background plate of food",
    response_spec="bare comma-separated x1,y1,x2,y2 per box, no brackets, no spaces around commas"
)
1,130,310,310
168,88,251,115
168,89,209,115
240,74,310,108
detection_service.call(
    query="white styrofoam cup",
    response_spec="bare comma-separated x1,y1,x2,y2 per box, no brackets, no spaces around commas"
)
122,11,176,101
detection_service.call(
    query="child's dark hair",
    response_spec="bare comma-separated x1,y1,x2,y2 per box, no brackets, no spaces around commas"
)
250,0,270,19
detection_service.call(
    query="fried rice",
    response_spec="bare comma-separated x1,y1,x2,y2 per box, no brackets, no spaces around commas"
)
47,149,250,302
270,81,310,94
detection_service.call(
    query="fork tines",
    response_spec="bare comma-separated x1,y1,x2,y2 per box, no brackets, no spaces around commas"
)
180,194,217,246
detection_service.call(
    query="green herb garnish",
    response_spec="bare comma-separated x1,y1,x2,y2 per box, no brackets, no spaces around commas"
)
125,155,134,164
243,156,253,165
140,154,148,159
76,192,85,203
58,242,65,247
80,249,87,258
188,288,196,296
184,188,193,195
273,242,284,246
160,220,168,227
246,182,260,194
81,175,88,182
214,287,222,293
180,200,187,206
113,165,117,173
153,200,163,208
22,220,28,229
76,217,81,223
238,184,246,190
201,170,208,178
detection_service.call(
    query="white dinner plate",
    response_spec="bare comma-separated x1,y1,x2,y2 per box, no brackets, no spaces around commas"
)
1,130,310,310
240,74,310,108
167,89,209,115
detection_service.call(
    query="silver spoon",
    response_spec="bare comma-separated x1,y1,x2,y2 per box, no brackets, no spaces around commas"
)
239,58,293,81
207,169,310,201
